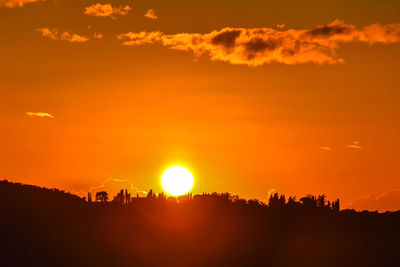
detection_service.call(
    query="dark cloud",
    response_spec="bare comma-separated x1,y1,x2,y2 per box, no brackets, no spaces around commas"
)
118,20,400,66
211,30,242,49
245,37,280,53
304,24,353,38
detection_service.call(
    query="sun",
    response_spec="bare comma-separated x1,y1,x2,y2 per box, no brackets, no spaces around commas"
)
161,166,194,196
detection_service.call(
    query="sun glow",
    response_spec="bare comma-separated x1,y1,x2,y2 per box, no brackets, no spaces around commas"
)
161,166,194,196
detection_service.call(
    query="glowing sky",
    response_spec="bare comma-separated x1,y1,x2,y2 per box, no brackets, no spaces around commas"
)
1,0,400,211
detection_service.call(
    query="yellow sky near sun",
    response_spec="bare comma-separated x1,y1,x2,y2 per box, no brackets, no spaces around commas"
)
1,0,400,211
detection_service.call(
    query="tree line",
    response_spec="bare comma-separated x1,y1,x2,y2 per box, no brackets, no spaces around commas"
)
91,188,340,213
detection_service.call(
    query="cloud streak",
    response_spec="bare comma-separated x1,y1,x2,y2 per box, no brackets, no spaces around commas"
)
84,3,131,19
117,20,400,66
0,0,42,8
145,9,158,19
26,112,54,118
347,141,362,149
37,28,90,42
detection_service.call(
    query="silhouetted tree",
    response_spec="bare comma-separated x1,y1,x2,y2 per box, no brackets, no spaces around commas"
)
317,194,326,207
220,192,231,199
158,192,166,201
332,198,340,213
300,194,317,208
147,189,156,199
125,189,131,203
247,199,262,206
278,194,286,207
231,194,247,205
96,191,108,202
287,196,300,208
268,193,279,208
113,190,124,203
268,193,286,208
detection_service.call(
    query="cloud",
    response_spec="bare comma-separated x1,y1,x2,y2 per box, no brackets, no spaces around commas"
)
145,9,158,19
93,33,103,39
37,28,89,42
277,23,285,29
26,112,54,118
89,179,148,199
350,191,400,212
117,20,400,66
117,31,164,45
0,0,43,8
320,146,332,151
84,3,131,19
347,141,362,149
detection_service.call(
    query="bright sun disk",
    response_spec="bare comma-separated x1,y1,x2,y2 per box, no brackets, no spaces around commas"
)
161,166,194,196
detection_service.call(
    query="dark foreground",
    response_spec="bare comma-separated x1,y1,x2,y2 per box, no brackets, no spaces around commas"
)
0,180,399,267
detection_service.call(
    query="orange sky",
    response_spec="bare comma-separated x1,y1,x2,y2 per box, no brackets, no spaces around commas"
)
1,0,400,211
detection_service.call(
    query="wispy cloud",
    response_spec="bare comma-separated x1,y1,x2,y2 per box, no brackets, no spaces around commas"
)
84,3,131,19
320,146,332,151
26,112,54,118
347,141,362,149
276,23,285,29
0,0,43,8
349,191,400,212
37,28,90,42
117,20,400,66
145,9,158,19
118,31,164,45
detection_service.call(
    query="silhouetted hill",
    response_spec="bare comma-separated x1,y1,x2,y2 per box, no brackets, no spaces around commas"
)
0,180,399,267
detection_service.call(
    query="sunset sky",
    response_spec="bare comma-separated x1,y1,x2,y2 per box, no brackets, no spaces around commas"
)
1,0,400,211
